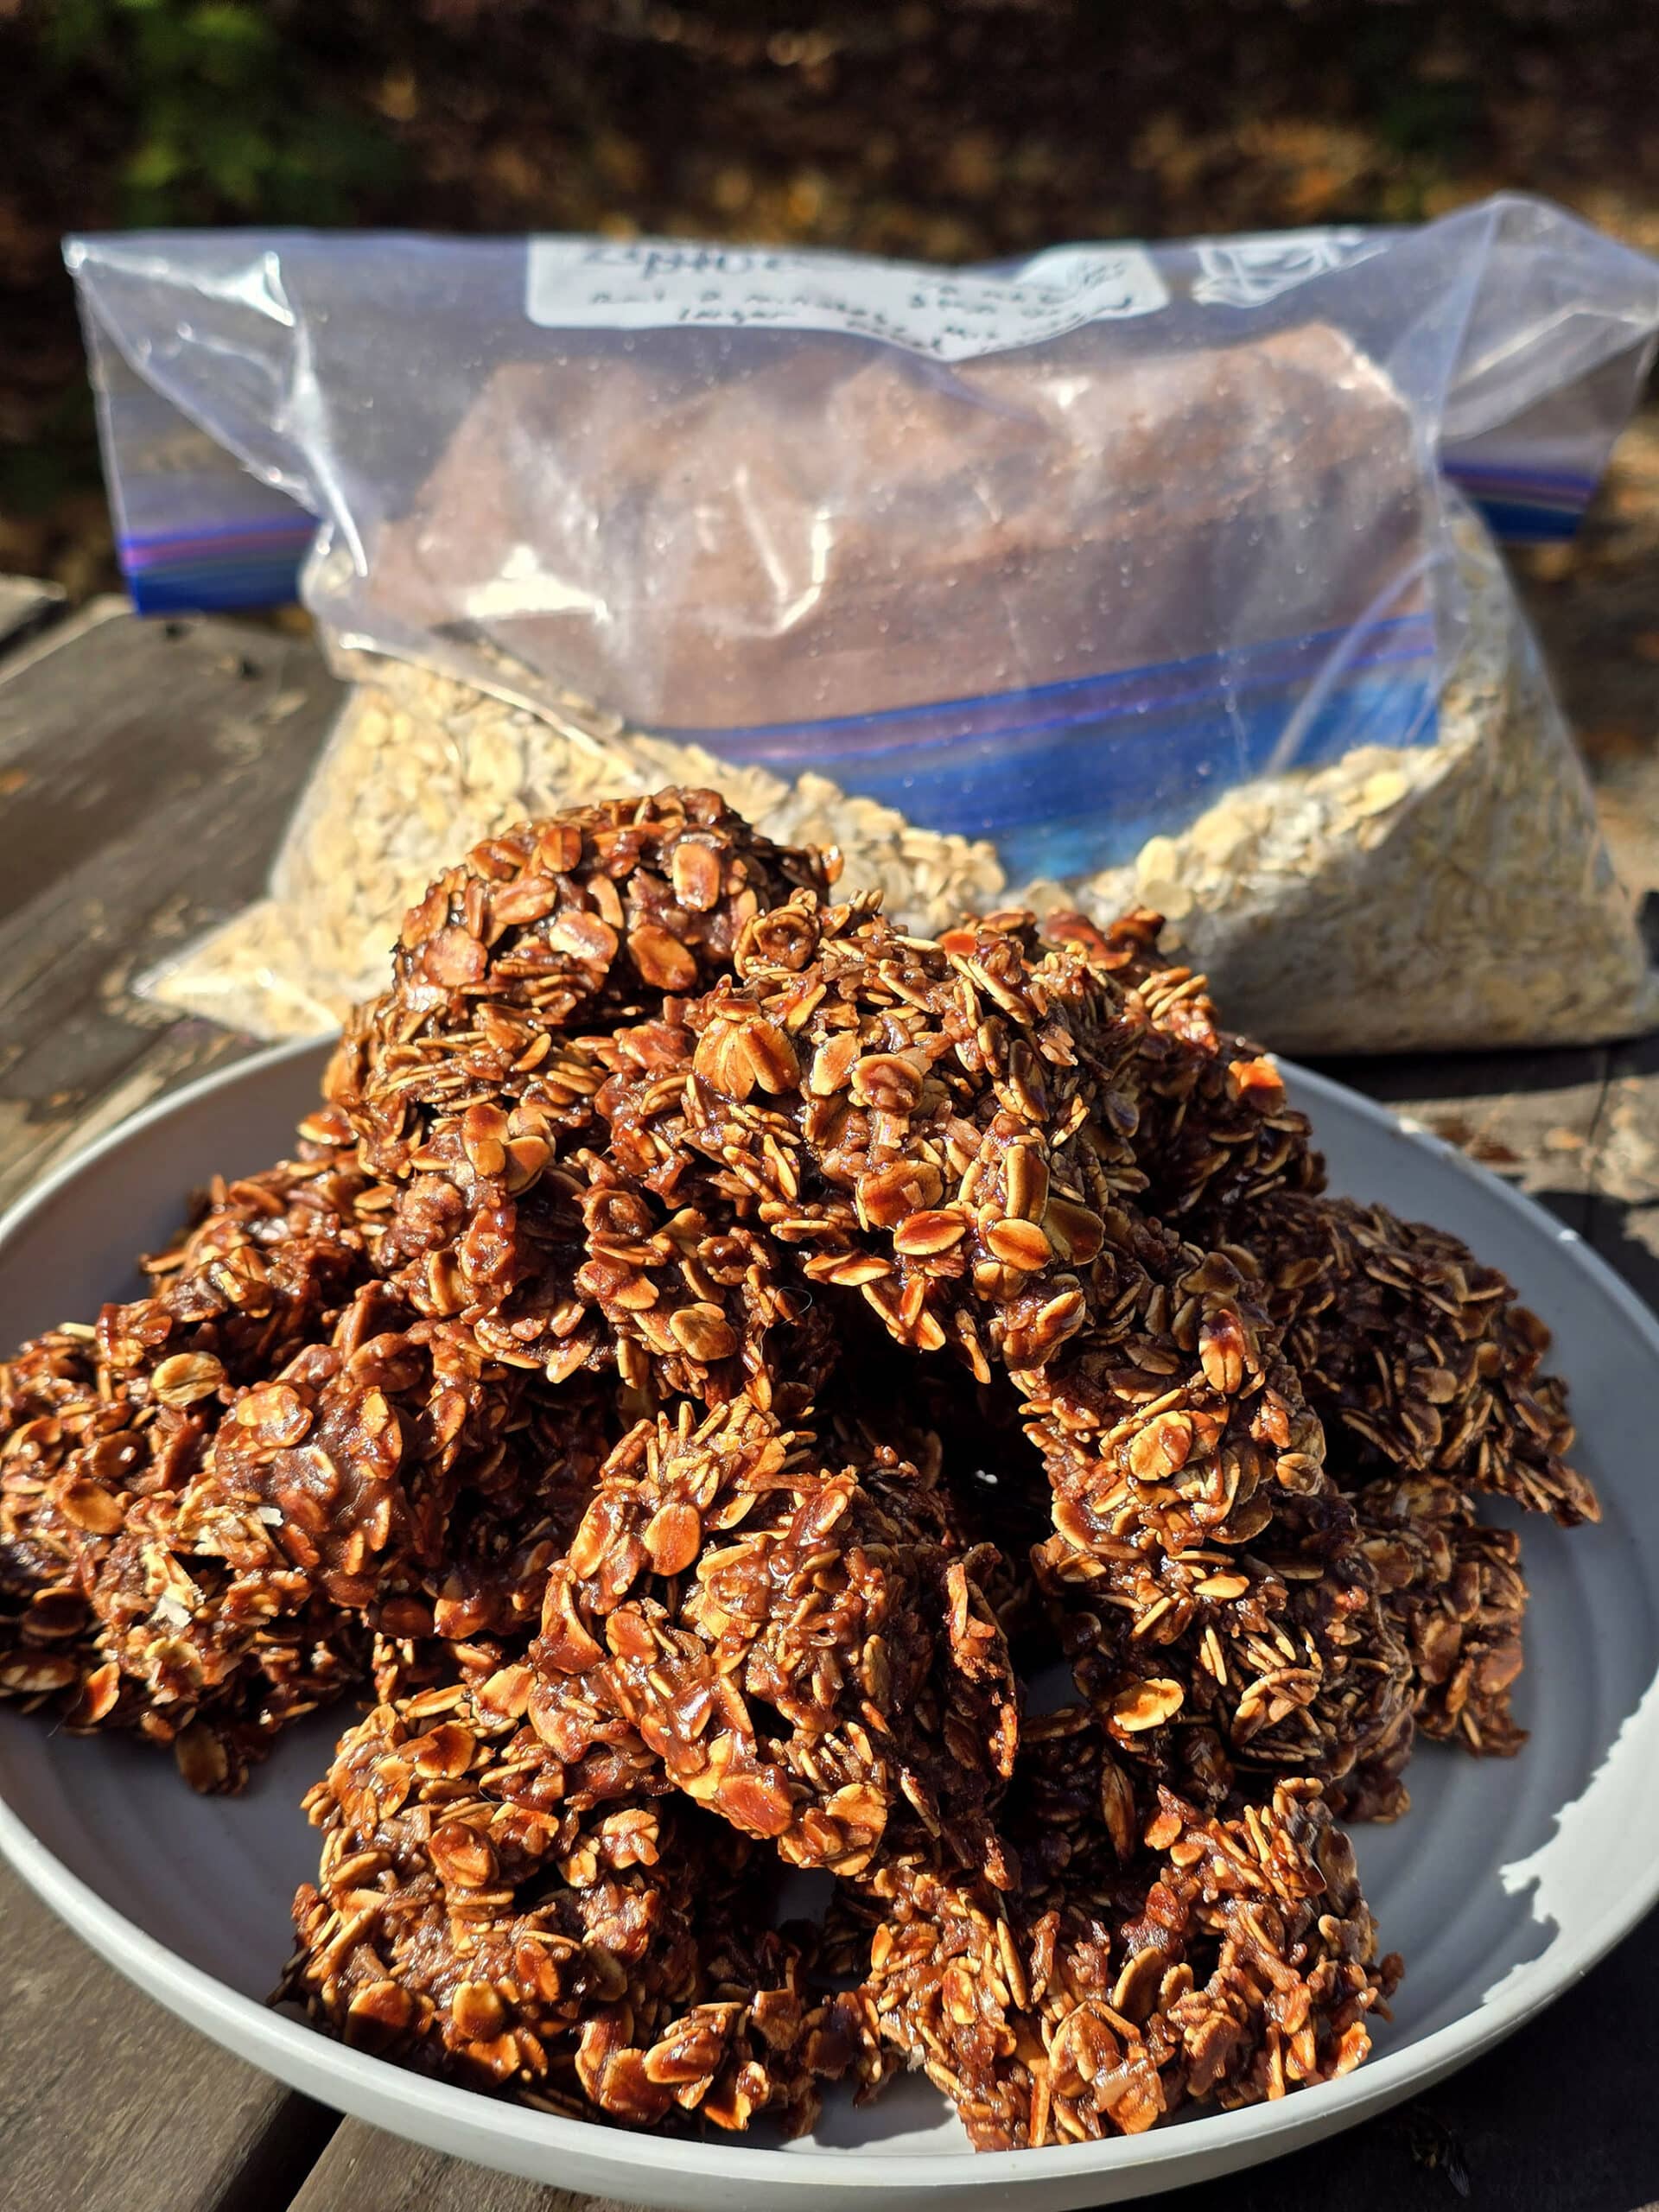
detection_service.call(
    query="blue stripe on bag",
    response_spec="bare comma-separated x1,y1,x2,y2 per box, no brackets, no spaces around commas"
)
106,454,1585,617
119,517,320,614
1443,458,1599,541
664,613,1440,882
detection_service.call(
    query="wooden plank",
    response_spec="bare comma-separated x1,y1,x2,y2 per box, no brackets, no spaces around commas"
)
0,575,66,658
1583,1027,1659,1311
0,603,343,1211
0,607,345,2209
0,1857,335,2212
1590,740,1659,925
289,2126,587,2212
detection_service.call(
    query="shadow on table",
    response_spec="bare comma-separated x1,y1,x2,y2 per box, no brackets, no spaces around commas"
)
1312,1045,1611,1108
1567,1187,1659,1313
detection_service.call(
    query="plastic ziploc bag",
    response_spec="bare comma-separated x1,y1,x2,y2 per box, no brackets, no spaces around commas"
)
67,194,1659,1049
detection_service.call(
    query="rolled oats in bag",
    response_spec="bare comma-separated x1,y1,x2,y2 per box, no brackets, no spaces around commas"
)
67,196,1659,1048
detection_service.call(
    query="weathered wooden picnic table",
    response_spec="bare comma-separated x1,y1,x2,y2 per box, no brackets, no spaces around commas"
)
1,581,1656,2212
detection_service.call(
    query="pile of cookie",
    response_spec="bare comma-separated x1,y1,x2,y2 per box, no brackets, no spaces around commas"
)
0,791,1594,2148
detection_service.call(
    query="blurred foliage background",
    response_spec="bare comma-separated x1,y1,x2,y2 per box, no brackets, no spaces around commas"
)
2,0,1659,763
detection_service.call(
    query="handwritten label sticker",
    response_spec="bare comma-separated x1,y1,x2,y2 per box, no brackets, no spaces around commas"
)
525,238,1169,359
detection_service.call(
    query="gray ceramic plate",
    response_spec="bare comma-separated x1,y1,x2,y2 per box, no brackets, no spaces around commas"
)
0,1041,1656,2209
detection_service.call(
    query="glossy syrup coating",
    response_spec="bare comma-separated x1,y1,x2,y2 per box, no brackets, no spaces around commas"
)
288,1653,863,2132
321,793,836,1396
596,894,1411,1815
526,1397,1019,1883
982,904,1326,1225
597,892,1148,1378
1248,1189,1597,1526
332,789,835,1141
0,1130,378,1772
838,1709,1399,2149
0,793,1604,2144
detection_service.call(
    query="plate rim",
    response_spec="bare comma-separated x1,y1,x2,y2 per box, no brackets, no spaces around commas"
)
1,1035,1656,2193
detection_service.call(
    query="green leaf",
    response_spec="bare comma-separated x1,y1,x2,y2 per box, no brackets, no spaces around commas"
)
124,136,184,190
186,1,276,44
41,0,110,67
186,3,279,87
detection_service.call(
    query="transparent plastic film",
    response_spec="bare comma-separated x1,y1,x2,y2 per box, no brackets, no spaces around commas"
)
67,198,1659,1049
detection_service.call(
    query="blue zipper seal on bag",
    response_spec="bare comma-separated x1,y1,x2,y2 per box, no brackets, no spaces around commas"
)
119,515,321,613
659,611,1440,883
